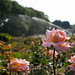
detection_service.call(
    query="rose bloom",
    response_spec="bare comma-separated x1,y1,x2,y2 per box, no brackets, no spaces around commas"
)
2,44,12,50
42,28,71,52
71,41,75,46
7,58,29,73
49,50,58,57
31,42,34,45
8,44,11,47
66,37,70,40
68,56,75,71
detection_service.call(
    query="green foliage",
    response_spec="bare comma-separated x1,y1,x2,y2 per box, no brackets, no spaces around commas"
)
0,0,12,20
65,71,75,75
11,1,49,21
0,15,50,36
11,1,25,15
52,20,71,29
0,0,49,21
64,61,71,68
12,52,24,59
39,59,49,64
0,35,75,74
0,33,13,42
0,0,50,36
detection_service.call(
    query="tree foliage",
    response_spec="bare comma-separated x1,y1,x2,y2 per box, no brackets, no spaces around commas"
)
0,15,50,36
0,0,50,36
0,0,12,20
0,0,49,21
52,20,71,29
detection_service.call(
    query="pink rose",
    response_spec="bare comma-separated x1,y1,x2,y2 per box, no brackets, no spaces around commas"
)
71,41,75,46
49,50,58,57
7,58,29,72
69,56,75,64
42,28,71,52
31,42,34,45
66,37,70,40
8,44,11,47
68,56,75,71
53,29,66,43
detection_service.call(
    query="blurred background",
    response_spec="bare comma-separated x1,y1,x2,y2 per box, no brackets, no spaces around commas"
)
0,0,75,37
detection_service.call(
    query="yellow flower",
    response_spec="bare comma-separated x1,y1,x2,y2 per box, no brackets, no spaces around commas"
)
2,44,12,50
0,43,3,45
0,53,2,56
0,66,5,70
4,59,9,62
7,72,10,75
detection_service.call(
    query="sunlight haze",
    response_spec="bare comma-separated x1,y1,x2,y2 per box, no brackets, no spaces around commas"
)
15,0,75,25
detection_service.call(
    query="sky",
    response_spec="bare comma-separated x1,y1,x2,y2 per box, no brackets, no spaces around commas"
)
15,0,75,25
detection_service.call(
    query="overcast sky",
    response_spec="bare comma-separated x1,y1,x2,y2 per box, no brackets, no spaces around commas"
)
15,0,75,25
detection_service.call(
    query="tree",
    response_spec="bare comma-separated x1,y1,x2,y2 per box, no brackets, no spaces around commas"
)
0,0,12,20
53,20,71,29
52,20,61,27
11,1,25,15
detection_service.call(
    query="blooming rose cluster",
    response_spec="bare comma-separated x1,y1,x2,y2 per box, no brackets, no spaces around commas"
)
68,56,75,71
42,28,71,52
7,58,29,73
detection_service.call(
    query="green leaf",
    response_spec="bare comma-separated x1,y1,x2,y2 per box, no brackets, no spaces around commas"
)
39,59,49,64
65,71,73,75
64,61,71,68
